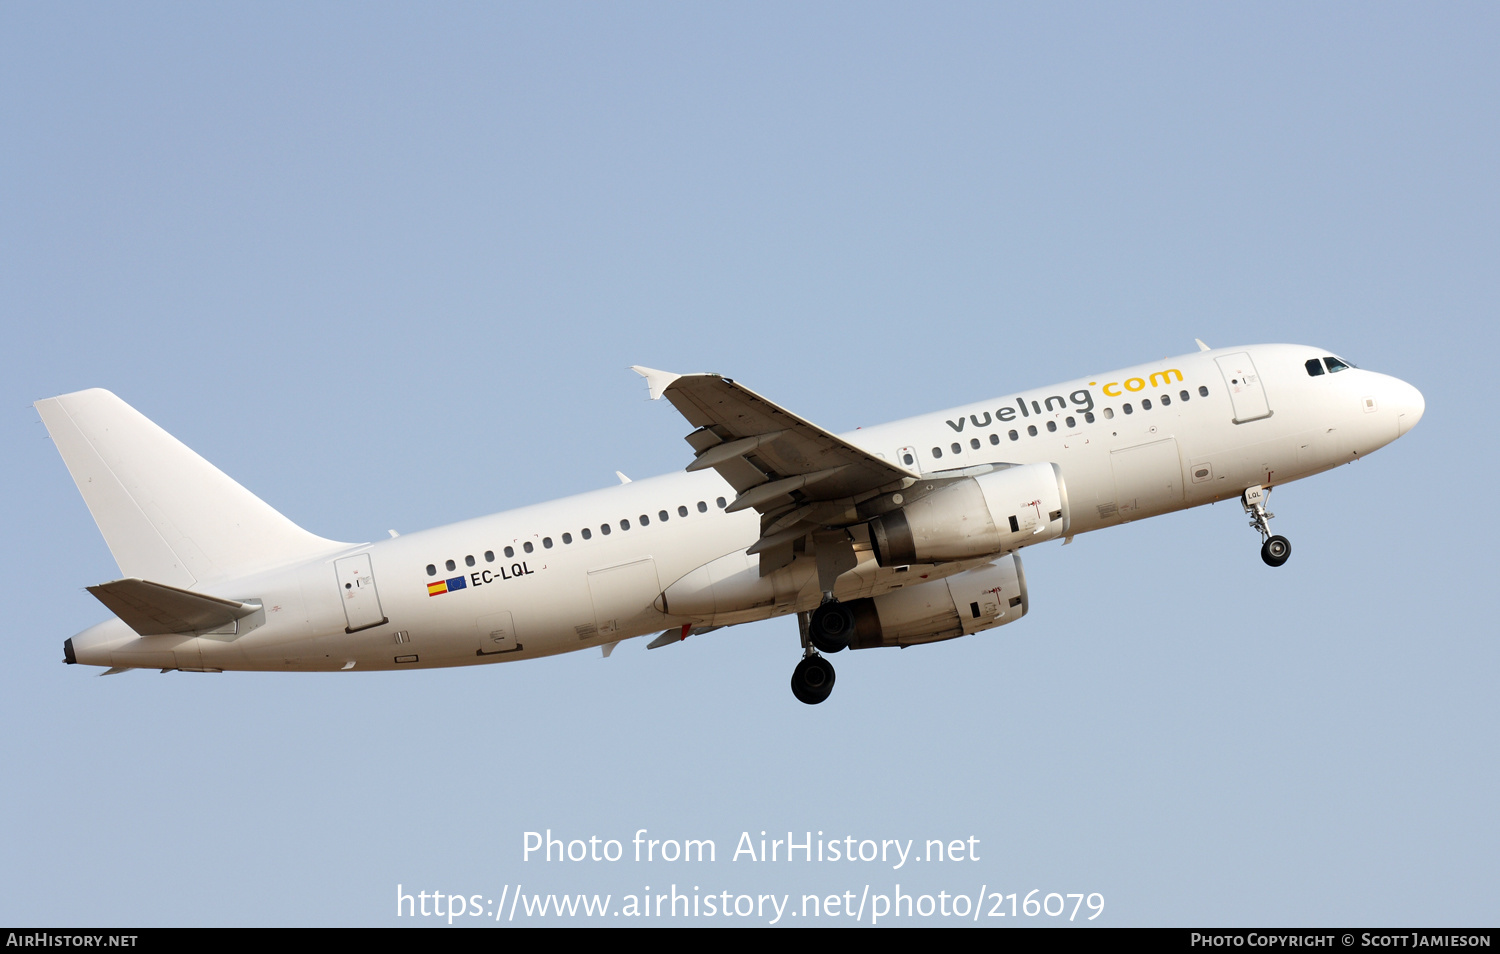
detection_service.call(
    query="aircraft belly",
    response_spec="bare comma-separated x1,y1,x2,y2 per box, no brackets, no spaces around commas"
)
663,546,977,627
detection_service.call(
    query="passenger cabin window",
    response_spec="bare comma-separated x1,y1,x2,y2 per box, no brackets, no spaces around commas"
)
1306,358,1325,376
582,528,592,540
697,501,707,513
484,551,494,562
620,519,630,530
659,510,669,522
504,546,515,558
1198,386,1209,397
903,452,915,464
562,533,572,544
1009,429,1019,441
1160,394,1170,406
1046,421,1057,432
465,555,475,567
717,497,726,508
524,541,534,553
1179,390,1190,401
1027,425,1037,436
445,559,456,571
1141,399,1152,411
989,434,999,445
932,446,943,458
970,438,980,450
1066,416,1076,428
678,505,688,517
426,564,436,577
951,442,961,454
601,524,611,535
1085,411,1096,423
639,514,649,526
1123,403,1133,414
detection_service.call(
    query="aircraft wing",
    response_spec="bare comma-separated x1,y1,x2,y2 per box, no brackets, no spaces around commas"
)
633,367,918,574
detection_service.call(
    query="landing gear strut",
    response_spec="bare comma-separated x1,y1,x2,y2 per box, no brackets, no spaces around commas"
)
791,534,859,703
1243,486,1291,567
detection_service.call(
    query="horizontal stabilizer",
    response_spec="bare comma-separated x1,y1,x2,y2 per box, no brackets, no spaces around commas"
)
87,578,259,637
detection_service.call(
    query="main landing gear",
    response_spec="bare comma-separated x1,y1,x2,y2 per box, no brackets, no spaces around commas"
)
1243,485,1291,567
790,603,845,705
791,653,835,705
808,599,853,654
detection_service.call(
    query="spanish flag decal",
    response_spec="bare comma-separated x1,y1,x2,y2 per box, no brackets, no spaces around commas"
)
428,575,467,597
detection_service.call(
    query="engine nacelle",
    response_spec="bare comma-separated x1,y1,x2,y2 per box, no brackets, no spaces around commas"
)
867,462,1070,567
843,554,1029,649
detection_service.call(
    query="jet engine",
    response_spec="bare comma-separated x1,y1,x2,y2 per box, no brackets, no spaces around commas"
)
867,462,1070,566
836,554,1029,649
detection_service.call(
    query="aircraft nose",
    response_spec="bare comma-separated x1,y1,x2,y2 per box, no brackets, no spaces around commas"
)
1393,378,1424,436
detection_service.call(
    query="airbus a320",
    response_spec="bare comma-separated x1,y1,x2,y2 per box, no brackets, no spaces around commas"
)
38,341,1423,703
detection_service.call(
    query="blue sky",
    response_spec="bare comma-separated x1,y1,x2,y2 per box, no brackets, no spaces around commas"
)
3,3,1495,926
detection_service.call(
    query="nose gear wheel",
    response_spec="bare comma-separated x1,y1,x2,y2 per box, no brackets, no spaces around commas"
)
1261,535,1291,567
1243,486,1291,567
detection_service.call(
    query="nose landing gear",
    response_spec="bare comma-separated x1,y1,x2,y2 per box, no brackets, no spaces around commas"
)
1261,534,1291,567
1243,486,1291,567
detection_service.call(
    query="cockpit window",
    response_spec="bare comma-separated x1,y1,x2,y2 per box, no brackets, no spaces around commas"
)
1305,358,1325,376
1325,356,1350,373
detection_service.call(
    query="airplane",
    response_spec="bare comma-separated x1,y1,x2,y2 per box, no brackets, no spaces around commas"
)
38,341,1424,704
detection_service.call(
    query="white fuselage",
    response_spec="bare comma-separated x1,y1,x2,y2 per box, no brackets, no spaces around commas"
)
65,343,1423,673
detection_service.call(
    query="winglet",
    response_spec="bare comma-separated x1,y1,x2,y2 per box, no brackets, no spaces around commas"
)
630,366,682,401
1195,338,1211,352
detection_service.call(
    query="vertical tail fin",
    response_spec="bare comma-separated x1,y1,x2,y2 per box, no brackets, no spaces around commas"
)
36,389,347,587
